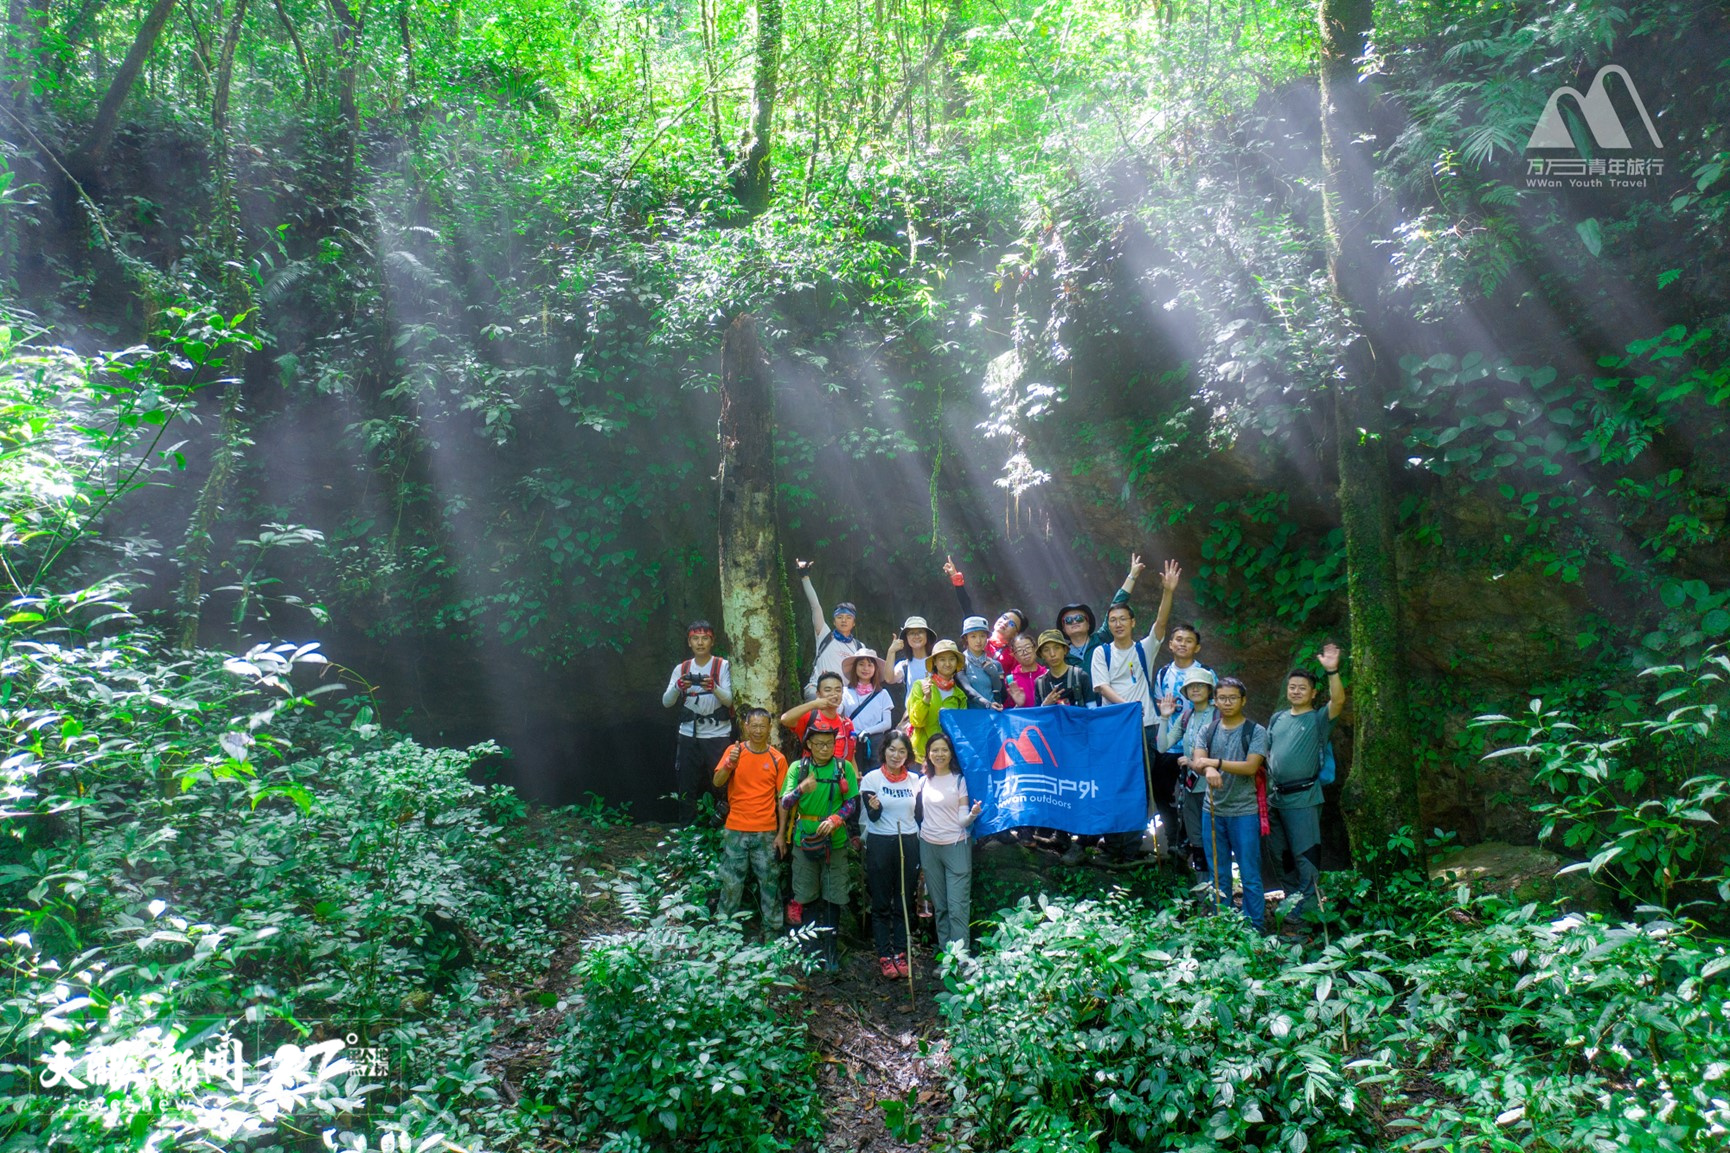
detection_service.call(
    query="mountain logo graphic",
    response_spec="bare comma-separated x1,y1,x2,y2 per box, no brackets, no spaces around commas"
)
1526,65,1662,152
992,726,1059,772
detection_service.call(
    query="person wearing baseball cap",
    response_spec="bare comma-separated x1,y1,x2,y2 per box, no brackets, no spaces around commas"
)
796,558,864,700
660,619,735,823
956,614,1005,711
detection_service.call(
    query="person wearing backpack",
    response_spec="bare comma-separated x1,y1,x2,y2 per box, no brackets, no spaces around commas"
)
796,558,864,700
713,708,790,933
1194,676,1270,932
779,727,860,971
1090,599,1174,861
661,620,735,823
841,649,894,769
1265,643,1345,935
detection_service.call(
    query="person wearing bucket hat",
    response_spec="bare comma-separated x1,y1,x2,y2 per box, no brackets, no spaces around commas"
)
1157,666,1219,872
779,726,859,970
906,639,969,760
840,648,894,768
796,558,864,701
1034,629,1093,708
883,616,936,688
956,615,1006,711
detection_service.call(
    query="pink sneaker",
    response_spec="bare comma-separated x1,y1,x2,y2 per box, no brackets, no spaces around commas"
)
893,954,911,979
785,899,803,926
878,956,898,980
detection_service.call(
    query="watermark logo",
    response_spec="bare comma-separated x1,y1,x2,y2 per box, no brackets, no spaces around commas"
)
991,726,1058,771
1525,64,1664,188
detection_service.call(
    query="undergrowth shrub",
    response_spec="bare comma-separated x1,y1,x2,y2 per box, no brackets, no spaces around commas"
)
942,893,1730,1153
536,856,823,1152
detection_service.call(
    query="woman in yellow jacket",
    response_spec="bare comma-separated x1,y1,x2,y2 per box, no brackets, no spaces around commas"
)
907,639,970,761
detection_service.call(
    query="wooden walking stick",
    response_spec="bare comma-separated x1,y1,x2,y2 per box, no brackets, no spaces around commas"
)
897,830,915,1007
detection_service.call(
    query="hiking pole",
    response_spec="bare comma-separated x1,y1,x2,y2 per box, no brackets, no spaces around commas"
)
897,829,915,1008
1207,788,1222,917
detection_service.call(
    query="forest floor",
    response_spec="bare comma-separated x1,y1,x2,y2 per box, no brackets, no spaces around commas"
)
479,820,953,1151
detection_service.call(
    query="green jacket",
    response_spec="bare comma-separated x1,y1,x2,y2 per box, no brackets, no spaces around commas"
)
779,756,860,848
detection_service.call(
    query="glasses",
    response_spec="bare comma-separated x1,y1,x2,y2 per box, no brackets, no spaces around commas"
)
1215,694,1243,704
1061,613,1087,625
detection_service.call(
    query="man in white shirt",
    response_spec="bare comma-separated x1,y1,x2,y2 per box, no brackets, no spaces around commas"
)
1090,594,1177,861
661,620,734,823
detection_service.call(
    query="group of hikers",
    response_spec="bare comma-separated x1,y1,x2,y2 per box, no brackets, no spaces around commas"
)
662,553,1346,977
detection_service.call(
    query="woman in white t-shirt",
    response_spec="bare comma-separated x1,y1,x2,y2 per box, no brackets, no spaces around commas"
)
917,732,981,956
860,732,922,980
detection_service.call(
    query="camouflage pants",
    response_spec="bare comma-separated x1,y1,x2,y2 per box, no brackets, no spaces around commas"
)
718,829,783,931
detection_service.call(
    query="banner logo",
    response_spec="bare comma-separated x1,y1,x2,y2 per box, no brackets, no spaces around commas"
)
991,726,1058,771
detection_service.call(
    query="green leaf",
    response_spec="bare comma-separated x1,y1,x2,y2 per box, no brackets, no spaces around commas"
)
1575,218,1603,258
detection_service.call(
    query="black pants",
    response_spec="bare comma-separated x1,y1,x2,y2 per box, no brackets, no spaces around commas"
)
674,733,731,823
865,832,921,957
1149,736,1183,852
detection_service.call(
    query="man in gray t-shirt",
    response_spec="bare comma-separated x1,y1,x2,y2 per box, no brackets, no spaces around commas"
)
1265,643,1345,931
1195,677,1269,931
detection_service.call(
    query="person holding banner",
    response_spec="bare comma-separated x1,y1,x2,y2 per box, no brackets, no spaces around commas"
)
1195,677,1270,932
860,732,922,979
1090,599,1172,860
907,640,970,760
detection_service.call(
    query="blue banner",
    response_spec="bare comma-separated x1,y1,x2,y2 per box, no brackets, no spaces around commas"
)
939,703,1147,837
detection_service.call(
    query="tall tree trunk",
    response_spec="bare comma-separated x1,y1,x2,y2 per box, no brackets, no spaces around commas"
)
1318,0,1419,874
718,314,792,734
269,0,313,98
212,0,248,133
734,0,781,217
328,0,363,194
72,0,180,168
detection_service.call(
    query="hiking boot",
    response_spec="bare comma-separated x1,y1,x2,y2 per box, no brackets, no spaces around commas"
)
879,956,898,980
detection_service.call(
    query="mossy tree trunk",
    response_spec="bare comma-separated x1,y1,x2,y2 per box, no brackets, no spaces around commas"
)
718,314,791,738
1318,0,1420,874
733,0,782,217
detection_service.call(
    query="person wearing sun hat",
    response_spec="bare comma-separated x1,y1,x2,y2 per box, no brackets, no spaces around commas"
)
906,639,969,761
884,615,936,688
840,648,894,768
796,558,864,700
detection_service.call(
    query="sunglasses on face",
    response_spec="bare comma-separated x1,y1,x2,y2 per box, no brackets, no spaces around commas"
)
1062,614,1087,625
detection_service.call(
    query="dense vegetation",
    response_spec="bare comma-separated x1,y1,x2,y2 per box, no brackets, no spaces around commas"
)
3,0,1729,1146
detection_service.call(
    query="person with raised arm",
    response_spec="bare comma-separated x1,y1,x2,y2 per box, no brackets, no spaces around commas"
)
796,558,863,701
942,556,1025,668
713,707,790,933
1195,677,1270,932
883,616,936,688
1057,553,1148,683
1089,562,1183,855
1265,643,1345,936
781,672,858,767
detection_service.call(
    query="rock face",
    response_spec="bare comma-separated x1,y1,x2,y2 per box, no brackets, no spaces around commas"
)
1428,841,1605,911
